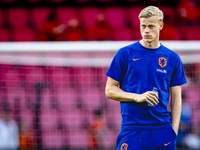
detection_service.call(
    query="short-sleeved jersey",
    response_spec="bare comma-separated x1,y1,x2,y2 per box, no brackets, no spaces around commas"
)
106,41,187,130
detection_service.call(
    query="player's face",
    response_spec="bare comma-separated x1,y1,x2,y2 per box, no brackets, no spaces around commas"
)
140,16,163,44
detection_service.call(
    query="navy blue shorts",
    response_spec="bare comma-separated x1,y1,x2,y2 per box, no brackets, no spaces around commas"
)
116,127,177,150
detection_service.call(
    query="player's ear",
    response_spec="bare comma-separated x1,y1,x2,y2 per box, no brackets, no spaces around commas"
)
160,22,164,30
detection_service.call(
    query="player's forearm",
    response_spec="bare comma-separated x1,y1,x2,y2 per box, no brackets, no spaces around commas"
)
170,86,182,135
105,85,137,102
171,97,182,135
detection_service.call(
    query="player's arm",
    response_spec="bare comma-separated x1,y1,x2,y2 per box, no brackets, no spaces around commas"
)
170,85,182,135
105,77,159,105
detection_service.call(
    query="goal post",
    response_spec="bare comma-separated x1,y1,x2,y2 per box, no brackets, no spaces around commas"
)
0,41,200,66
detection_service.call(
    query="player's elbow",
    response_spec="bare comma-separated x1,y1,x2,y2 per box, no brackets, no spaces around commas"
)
105,77,119,99
105,86,110,98
105,85,113,99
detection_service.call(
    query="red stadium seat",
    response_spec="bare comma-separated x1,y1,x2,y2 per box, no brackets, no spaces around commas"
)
57,88,78,110
91,67,108,88
81,7,101,28
62,108,83,130
48,66,70,88
105,7,125,29
0,29,9,41
42,131,63,149
57,7,78,25
160,25,180,40
101,129,119,148
107,96,120,110
33,7,50,29
106,100,121,116
113,28,132,41
159,6,177,23
129,7,145,29
113,28,141,41
192,109,200,126
97,67,109,86
1,66,20,88
7,88,26,112
159,7,176,17
80,87,102,110
183,85,200,125
112,108,122,127
25,66,46,85
76,67,95,88
131,29,141,40
183,86,200,111
69,130,88,148
14,28,36,41
185,27,200,40
8,8,28,30
40,110,58,131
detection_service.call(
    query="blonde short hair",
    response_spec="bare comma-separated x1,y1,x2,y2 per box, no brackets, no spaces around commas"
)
139,6,164,22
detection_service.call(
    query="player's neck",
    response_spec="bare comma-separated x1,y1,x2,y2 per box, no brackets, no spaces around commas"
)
140,39,160,49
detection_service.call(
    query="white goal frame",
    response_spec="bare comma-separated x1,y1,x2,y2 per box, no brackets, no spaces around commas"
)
0,41,199,66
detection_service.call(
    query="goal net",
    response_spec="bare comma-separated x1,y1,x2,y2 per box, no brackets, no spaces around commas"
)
0,41,199,150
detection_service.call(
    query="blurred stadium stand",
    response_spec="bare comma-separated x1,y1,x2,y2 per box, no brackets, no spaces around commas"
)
0,0,199,41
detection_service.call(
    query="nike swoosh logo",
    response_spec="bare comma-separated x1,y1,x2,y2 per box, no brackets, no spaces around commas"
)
164,142,171,146
133,58,140,61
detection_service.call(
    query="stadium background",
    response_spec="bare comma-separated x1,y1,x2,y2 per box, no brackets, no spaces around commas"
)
0,0,200,150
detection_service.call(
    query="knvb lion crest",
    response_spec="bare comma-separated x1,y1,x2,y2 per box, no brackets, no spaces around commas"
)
159,57,167,68
121,143,128,150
